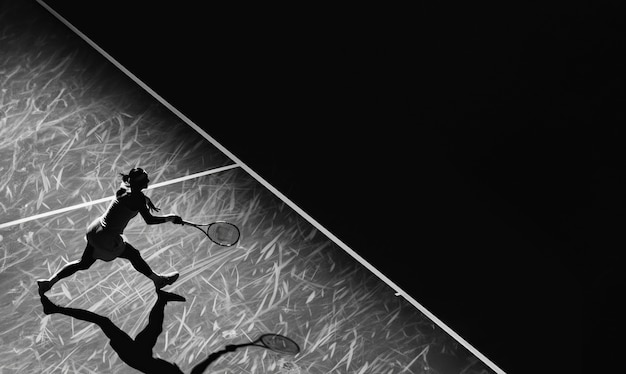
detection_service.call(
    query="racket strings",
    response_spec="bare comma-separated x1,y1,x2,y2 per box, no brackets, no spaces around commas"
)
207,223,239,246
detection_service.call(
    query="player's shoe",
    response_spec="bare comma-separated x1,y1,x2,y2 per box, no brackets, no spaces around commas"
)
157,289,186,303
155,272,179,289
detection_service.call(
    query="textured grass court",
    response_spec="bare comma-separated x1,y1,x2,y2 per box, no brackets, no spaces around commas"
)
0,1,500,373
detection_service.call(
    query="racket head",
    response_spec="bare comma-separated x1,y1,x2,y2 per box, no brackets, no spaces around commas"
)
206,221,240,247
259,334,300,355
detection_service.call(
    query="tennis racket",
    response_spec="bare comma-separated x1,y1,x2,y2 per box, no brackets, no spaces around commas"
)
230,334,300,355
181,220,240,247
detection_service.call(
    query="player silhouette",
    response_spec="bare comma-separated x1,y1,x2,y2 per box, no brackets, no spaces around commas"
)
39,289,238,373
38,168,183,294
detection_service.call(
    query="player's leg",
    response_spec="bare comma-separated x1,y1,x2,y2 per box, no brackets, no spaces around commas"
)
37,244,97,294
134,289,186,351
118,243,178,289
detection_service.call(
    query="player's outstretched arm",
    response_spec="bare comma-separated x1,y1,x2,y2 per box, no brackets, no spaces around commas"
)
140,210,182,225
135,195,182,225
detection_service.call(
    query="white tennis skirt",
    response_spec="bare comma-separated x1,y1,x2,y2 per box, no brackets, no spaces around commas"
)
86,219,126,261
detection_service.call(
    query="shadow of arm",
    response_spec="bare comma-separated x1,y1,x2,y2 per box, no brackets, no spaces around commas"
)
189,346,237,374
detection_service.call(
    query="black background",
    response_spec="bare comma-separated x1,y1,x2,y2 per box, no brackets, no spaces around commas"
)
37,1,626,372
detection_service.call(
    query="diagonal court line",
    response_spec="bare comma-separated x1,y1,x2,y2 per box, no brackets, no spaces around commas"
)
0,164,239,230
35,2,506,373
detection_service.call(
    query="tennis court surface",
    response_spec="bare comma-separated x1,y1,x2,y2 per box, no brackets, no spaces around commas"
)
0,1,503,373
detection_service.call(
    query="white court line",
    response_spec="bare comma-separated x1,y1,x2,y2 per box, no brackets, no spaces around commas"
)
0,164,238,230
35,2,506,373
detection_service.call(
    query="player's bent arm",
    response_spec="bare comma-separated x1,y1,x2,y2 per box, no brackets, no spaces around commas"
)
139,207,180,225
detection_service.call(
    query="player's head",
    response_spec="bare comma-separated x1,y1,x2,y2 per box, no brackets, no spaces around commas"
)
121,168,150,190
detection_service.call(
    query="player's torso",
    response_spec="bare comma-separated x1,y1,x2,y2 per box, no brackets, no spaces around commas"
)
99,193,142,234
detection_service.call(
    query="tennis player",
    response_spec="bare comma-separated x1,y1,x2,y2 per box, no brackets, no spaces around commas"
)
38,168,183,293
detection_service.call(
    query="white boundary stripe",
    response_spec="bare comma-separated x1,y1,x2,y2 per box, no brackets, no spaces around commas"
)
146,164,238,190
35,2,505,373
0,195,112,230
0,164,238,230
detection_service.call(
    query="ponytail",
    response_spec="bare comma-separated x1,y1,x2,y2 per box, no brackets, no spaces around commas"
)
119,173,131,187
116,173,130,197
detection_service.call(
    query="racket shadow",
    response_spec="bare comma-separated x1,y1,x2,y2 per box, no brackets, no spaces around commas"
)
191,334,299,373
224,333,301,355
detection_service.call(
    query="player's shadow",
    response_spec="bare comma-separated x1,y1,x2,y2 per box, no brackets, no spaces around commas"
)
39,289,236,374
